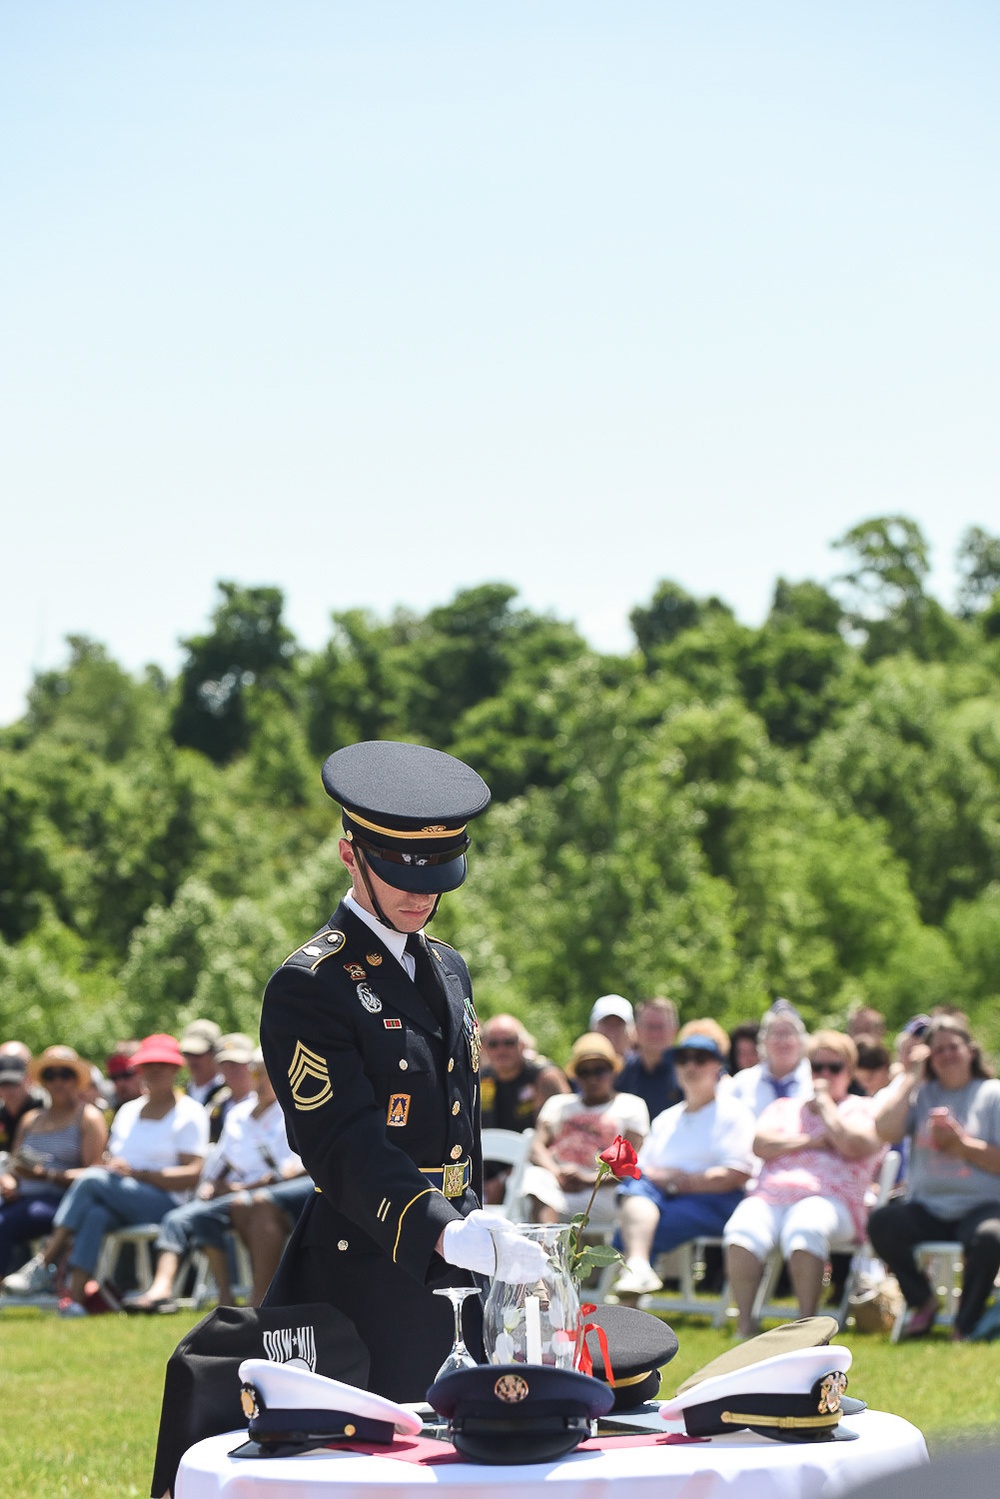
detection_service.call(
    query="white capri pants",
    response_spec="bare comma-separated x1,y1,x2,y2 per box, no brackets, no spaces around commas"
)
723,1193,855,1262
521,1165,618,1232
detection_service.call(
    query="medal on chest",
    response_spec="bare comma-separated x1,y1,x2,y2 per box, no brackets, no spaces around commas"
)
463,997,481,1073
356,983,382,1014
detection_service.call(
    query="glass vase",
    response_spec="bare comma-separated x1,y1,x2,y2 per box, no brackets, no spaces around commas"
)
482,1223,582,1369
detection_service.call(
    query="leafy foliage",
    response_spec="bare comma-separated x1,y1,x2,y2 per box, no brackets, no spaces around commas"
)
3,516,1000,1068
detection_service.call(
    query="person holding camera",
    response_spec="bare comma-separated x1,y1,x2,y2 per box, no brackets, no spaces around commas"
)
870,1013,1000,1340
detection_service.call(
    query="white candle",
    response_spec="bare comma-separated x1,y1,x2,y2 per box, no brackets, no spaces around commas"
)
525,1294,542,1364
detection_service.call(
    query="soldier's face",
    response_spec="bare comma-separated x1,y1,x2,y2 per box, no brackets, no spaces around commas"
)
340,839,437,931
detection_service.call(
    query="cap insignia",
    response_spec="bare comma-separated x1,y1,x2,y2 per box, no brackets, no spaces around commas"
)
288,1041,333,1112
494,1373,530,1403
240,1384,259,1420
817,1370,848,1415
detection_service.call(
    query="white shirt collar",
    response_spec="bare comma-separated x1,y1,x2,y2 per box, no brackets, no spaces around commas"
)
344,889,416,971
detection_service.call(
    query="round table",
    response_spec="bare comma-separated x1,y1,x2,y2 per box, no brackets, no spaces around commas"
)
175,1409,927,1499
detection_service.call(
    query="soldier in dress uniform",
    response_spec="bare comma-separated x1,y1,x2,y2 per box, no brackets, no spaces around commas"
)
260,740,544,1402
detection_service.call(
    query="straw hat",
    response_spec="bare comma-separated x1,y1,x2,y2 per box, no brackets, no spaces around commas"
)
29,1045,91,1091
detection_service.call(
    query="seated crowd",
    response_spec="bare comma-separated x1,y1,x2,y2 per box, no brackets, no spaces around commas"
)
3,997,998,1341
484,994,1000,1341
0,1021,312,1316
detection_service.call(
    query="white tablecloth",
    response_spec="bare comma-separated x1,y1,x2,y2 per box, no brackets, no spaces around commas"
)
175,1409,927,1499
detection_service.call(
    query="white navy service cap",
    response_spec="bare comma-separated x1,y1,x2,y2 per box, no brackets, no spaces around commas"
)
237,1358,422,1447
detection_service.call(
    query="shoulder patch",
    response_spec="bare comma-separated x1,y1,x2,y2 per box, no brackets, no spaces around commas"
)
288,1040,333,1111
283,930,346,970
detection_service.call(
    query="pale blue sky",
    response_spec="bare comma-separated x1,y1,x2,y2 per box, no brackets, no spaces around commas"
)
3,3,998,725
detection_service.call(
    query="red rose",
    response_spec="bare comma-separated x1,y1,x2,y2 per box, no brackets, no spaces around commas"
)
598,1135,640,1180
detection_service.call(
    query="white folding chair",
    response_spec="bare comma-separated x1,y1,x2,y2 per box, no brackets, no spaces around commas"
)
94,1222,162,1291
480,1128,532,1221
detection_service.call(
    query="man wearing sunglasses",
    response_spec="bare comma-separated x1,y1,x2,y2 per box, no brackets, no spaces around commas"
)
0,1044,47,1157
106,1043,144,1117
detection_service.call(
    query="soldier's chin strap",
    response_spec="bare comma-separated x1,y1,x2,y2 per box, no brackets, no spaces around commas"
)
354,845,441,933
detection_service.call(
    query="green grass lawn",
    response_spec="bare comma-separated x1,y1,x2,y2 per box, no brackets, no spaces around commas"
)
2,1305,998,1496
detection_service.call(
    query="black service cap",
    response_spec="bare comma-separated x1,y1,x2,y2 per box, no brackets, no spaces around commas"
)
322,741,490,894
582,1304,678,1409
427,1363,614,1464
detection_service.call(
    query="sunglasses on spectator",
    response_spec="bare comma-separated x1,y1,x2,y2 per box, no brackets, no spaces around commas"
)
810,1060,846,1076
485,1037,519,1049
575,1063,613,1079
674,1050,717,1067
41,1067,79,1083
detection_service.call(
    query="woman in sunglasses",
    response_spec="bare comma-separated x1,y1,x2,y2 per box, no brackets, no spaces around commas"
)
522,1033,648,1233
723,1030,885,1338
613,1021,756,1296
3,1033,207,1310
0,1046,108,1282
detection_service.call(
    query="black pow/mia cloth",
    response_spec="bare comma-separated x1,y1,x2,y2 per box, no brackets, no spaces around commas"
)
149,1301,368,1498
261,741,492,1403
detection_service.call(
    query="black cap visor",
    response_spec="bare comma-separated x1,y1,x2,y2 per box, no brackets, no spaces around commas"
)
451,1415,593,1465
351,829,469,894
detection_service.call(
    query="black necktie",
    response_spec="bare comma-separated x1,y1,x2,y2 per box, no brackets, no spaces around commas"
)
405,932,446,1030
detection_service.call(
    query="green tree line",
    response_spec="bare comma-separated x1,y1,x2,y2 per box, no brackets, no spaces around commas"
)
3,516,1000,1066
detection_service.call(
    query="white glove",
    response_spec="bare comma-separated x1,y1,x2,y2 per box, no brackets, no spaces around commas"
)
441,1209,549,1283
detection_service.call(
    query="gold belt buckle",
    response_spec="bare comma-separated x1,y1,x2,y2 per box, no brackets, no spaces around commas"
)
442,1162,466,1198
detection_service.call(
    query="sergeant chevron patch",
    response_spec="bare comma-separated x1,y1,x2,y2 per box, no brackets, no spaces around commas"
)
288,1040,333,1111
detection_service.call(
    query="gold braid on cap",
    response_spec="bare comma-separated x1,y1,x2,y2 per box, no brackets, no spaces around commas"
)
720,1410,841,1430
347,810,466,841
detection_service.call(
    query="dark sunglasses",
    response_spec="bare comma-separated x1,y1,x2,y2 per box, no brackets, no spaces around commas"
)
485,1037,519,1049
41,1067,79,1083
575,1063,613,1079
811,1060,846,1076
674,1050,717,1067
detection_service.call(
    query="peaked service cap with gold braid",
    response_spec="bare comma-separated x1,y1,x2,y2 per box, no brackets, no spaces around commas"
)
659,1343,856,1443
322,741,490,895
